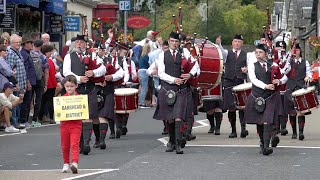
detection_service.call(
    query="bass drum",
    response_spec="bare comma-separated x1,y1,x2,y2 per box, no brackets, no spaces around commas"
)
196,40,224,90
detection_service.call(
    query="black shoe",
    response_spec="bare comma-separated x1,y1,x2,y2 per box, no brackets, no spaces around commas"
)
165,142,175,152
299,133,305,141
49,119,56,124
240,129,249,138
271,136,280,147
109,133,115,139
291,133,297,139
162,128,168,135
99,142,106,149
175,142,184,154
190,134,196,140
214,129,220,135
93,141,100,148
181,139,186,148
280,129,288,136
122,127,128,135
82,145,91,155
116,129,121,138
262,148,273,156
229,132,237,138
208,127,214,134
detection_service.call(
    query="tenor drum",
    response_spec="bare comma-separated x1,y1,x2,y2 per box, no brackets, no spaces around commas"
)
292,86,319,114
114,88,139,114
201,84,223,101
196,41,224,89
232,83,252,109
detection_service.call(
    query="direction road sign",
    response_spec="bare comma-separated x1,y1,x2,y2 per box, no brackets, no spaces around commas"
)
119,1,130,11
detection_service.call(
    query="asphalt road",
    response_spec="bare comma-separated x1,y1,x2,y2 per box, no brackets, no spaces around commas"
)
0,107,320,180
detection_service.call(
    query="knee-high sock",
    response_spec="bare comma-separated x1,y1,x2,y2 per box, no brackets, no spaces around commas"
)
289,115,297,134
228,111,236,132
115,114,123,130
175,121,183,146
108,119,115,134
93,124,100,142
263,124,273,149
238,110,245,127
257,124,264,146
99,123,108,143
280,115,288,129
82,122,93,146
122,114,129,127
298,115,305,134
215,112,222,130
207,113,215,129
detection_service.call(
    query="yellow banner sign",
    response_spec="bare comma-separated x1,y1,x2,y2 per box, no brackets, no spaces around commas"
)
54,95,89,121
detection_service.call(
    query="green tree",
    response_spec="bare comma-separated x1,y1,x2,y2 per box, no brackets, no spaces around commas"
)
223,4,266,44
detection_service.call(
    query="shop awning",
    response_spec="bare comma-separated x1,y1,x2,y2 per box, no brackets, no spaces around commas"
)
7,0,39,8
45,0,64,16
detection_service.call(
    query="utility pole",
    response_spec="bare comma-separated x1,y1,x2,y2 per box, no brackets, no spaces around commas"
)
154,0,156,31
206,0,208,38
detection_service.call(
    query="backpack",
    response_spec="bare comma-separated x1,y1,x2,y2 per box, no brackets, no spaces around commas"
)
131,45,142,67
30,52,44,81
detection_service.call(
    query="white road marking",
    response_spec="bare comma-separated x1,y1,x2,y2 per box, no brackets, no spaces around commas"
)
253,164,260,166
293,165,301,167
31,164,39,166
141,162,149,164
157,137,168,146
128,151,134,153
61,169,119,180
0,124,59,137
217,163,224,165
193,119,209,129
26,154,34,156
299,152,306,155
0,169,113,172
0,132,22,137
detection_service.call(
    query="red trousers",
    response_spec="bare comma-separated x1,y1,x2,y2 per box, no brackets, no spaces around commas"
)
60,120,82,164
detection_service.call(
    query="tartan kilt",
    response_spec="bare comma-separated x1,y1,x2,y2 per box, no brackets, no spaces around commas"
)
283,89,296,115
244,92,281,125
200,100,223,112
88,88,98,120
98,89,115,121
223,78,244,111
153,86,193,122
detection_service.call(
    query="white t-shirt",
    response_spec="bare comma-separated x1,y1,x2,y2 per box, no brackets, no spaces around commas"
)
0,93,19,109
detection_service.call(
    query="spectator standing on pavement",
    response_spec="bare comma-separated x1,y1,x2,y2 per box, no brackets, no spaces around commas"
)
310,60,319,92
38,44,57,124
7,34,27,128
0,45,16,90
0,82,24,133
138,43,151,107
30,39,49,126
19,36,37,127
60,75,82,174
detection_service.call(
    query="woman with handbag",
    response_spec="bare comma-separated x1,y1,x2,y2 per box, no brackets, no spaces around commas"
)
244,44,287,156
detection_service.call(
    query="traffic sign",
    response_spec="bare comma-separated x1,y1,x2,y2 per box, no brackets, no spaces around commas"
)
119,1,130,11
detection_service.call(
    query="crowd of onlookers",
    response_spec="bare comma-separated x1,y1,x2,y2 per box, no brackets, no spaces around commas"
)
0,32,61,133
310,59,320,95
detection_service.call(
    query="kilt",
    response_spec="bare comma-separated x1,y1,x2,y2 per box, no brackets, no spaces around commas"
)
223,78,244,111
201,100,223,112
244,92,281,125
88,87,98,120
283,89,296,115
153,85,193,122
98,86,115,120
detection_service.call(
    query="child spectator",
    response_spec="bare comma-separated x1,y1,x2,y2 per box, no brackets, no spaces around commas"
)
0,82,24,133
60,75,82,174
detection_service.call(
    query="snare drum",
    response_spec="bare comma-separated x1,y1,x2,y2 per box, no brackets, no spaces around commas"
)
114,88,139,114
232,83,252,109
201,84,222,101
292,86,319,114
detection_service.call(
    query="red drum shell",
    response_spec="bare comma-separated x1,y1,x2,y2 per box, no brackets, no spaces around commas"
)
201,84,222,101
292,86,319,114
232,83,252,109
114,88,139,113
197,43,223,89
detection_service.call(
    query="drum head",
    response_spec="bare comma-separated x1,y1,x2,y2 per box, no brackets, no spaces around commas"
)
292,86,316,96
114,88,139,95
233,82,252,91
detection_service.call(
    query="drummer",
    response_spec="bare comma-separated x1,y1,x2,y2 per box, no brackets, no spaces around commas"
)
215,34,249,138
153,31,196,154
114,43,130,138
95,43,124,149
244,44,287,155
282,43,312,140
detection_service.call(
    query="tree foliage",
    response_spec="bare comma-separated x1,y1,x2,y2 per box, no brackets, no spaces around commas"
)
127,0,271,44
223,5,266,44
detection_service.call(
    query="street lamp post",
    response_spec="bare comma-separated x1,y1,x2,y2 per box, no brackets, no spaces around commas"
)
206,0,208,37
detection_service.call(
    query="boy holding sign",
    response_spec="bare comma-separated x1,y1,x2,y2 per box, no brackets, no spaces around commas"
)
60,75,82,174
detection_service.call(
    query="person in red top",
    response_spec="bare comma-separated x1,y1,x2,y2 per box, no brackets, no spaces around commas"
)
60,75,82,174
39,44,57,123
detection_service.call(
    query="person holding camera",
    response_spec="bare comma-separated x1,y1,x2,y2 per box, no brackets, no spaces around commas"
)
0,82,24,133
